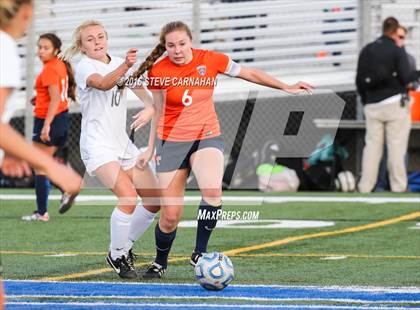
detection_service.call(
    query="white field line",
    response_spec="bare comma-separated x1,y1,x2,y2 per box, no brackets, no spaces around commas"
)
6,294,420,304
1,194,419,205
4,279,420,294
5,301,416,309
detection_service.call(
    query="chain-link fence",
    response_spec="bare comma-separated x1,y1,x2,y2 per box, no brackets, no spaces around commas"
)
6,88,420,189
3,0,420,189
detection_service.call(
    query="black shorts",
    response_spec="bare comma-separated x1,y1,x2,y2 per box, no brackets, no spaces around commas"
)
155,136,224,173
32,111,69,147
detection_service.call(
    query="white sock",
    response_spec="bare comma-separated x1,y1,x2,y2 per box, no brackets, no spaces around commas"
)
125,202,157,252
110,207,133,260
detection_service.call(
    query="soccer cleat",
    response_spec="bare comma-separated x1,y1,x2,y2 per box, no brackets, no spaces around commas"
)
106,252,137,279
21,212,49,222
127,248,138,270
189,251,203,267
142,262,166,279
59,192,77,214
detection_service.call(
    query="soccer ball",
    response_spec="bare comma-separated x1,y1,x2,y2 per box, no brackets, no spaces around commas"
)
335,170,356,192
194,252,234,291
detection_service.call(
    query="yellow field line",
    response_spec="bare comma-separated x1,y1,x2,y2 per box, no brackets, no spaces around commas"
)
40,257,188,282
0,250,106,256
223,211,420,256
39,211,420,281
235,253,420,260
0,250,184,257
41,267,114,281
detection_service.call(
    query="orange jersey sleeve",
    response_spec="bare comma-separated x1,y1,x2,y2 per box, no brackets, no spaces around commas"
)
148,49,230,141
207,50,230,74
35,57,69,119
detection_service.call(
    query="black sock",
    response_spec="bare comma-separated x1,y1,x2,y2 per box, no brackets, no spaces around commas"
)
194,199,221,253
35,175,51,215
154,224,177,268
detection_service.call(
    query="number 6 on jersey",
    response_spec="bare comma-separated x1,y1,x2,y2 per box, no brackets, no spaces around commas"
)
182,89,193,106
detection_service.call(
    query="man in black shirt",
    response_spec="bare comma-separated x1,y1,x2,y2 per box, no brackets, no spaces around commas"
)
356,17,419,193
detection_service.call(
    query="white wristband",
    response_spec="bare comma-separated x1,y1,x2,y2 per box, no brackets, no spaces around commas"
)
225,59,241,77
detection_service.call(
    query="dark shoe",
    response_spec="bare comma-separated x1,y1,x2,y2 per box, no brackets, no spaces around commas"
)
59,193,77,214
190,251,203,267
127,248,138,270
142,262,166,279
106,252,137,279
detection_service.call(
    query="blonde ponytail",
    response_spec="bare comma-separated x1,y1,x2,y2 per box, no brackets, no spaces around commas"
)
59,44,79,62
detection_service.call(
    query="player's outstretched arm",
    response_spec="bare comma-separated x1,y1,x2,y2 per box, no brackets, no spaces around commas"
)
86,48,138,91
0,123,81,194
0,277,4,310
0,87,31,177
237,66,313,94
136,90,163,169
0,155,31,178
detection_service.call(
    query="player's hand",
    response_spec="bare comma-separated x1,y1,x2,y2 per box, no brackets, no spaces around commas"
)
130,106,155,131
285,81,314,95
46,162,82,195
0,155,32,178
40,123,51,143
136,147,154,169
125,48,138,68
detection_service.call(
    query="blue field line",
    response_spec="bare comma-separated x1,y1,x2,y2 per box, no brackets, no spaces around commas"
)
5,301,420,310
4,280,420,303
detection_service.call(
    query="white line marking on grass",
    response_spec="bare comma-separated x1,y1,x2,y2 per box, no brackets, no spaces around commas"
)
5,301,416,309
409,223,420,230
7,295,420,304
1,195,419,205
260,196,420,205
44,254,79,257
178,220,335,229
3,251,420,260
320,256,347,260
5,280,420,293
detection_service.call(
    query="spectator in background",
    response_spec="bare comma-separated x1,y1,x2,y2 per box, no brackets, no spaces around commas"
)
356,17,420,193
22,33,77,222
374,25,417,192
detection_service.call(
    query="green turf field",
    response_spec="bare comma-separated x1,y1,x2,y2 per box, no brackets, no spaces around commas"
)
1,189,419,287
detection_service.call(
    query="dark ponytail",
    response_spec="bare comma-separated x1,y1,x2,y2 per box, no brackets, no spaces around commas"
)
63,61,76,101
131,43,166,80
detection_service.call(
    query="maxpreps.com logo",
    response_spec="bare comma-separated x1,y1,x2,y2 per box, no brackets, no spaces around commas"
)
197,65,206,76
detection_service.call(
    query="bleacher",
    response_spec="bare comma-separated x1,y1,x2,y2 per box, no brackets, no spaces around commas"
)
15,0,360,111
9,0,420,176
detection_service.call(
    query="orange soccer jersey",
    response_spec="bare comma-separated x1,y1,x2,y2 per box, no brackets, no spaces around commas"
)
34,57,69,119
148,49,230,141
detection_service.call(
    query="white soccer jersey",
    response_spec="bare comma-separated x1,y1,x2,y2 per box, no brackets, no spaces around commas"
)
75,55,138,165
0,30,21,124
